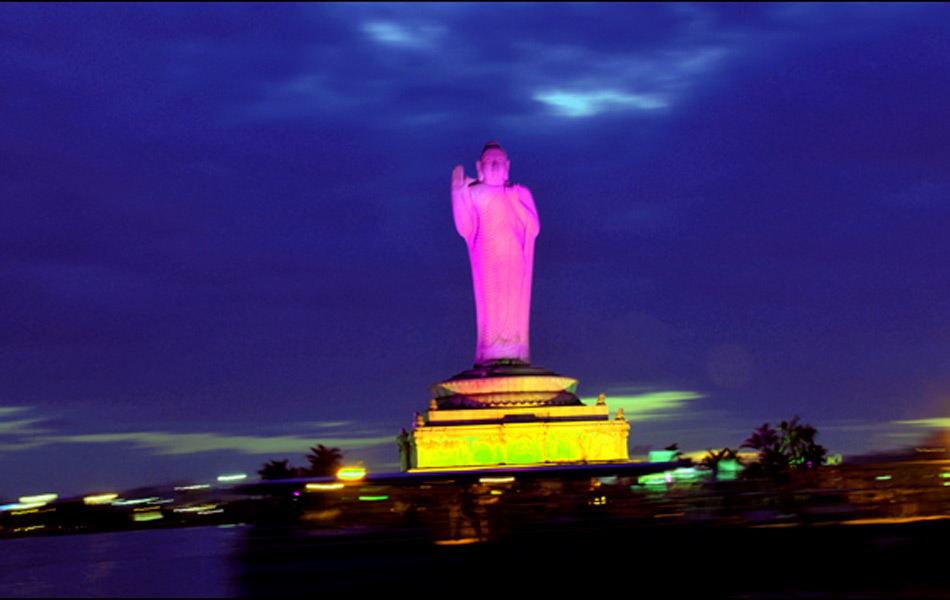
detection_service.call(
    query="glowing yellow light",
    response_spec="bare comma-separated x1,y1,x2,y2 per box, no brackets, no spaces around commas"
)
133,510,164,522
19,493,57,505
306,482,345,491
478,476,515,483
336,466,366,480
173,504,219,513
83,493,119,505
11,508,40,516
217,473,247,482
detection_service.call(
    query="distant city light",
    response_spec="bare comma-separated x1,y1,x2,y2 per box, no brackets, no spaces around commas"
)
173,504,219,513
174,484,211,491
132,508,163,522
83,493,118,505
110,496,170,507
336,466,366,480
0,502,45,512
306,482,344,491
19,493,57,505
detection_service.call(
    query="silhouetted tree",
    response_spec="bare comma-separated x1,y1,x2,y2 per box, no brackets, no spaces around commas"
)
665,443,683,460
258,458,299,480
743,423,780,453
741,417,826,481
742,422,789,480
304,444,343,477
701,447,740,481
778,416,826,469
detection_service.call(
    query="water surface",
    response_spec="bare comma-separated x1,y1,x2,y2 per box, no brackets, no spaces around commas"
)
0,525,246,598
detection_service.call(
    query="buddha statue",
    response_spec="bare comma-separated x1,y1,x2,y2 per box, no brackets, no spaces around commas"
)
452,142,539,367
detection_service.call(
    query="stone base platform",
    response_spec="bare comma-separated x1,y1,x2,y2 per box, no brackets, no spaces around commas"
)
401,396,630,471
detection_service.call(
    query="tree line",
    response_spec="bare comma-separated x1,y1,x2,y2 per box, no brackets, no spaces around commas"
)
700,415,828,482
258,444,343,480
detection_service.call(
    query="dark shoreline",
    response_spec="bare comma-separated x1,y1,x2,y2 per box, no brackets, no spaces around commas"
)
236,516,950,597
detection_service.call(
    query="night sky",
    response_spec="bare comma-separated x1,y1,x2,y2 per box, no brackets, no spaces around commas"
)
3,3,950,498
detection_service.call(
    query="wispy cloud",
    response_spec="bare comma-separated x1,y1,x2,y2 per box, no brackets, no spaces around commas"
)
0,417,50,436
0,407,56,451
51,431,394,456
534,90,668,117
580,389,702,420
0,406,54,435
0,407,391,457
0,407,33,419
893,418,950,429
523,39,729,118
362,20,446,49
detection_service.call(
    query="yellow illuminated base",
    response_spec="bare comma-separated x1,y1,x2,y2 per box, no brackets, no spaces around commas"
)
403,404,630,470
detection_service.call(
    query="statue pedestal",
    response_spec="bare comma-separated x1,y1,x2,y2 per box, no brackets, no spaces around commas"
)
429,364,583,408
400,366,630,471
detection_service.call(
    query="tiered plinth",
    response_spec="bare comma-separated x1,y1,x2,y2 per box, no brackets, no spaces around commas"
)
429,364,582,408
401,365,630,471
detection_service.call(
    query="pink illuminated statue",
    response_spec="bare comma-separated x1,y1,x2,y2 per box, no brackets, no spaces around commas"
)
452,142,539,367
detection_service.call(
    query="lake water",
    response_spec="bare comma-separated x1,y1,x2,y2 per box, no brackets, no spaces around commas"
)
5,516,950,598
0,526,246,598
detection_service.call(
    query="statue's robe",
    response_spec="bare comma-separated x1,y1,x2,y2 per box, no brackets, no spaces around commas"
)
454,182,539,366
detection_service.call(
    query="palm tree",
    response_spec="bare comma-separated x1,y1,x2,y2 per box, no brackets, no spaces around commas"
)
258,458,298,480
778,416,826,470
741,423,788,479
304,444,343,477
742,423,780,454
701,447,740,481
742,418,827,480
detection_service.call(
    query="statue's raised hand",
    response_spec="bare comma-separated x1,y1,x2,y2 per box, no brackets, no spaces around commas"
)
452,165,475,192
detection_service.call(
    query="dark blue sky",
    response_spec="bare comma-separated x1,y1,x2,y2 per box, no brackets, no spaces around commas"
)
3,3,950,497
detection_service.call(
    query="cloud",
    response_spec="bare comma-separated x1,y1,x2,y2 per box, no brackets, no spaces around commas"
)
301,421,356,429
50,431,395,456
893,418,950,429
534,90,668,117
0,407,392,457
0,406,54,435
523,42,728,119
0,417,50,436
361,20,445,49
0,407,32,419
0,407,56,451
580,389,702,421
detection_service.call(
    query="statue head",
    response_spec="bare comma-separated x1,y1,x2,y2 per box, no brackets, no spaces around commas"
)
477,141,510,186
